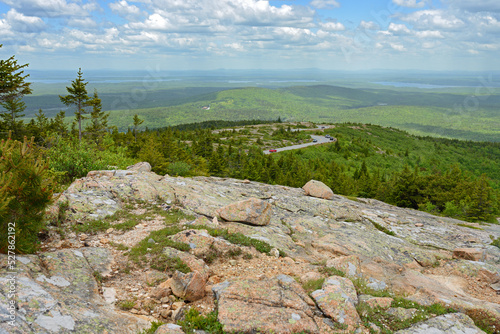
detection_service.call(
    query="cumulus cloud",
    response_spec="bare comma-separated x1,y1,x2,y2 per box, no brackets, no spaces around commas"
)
320,21,345,31
444,0,500,13
310,0,340,9
390,43,406,51
388,23,410,34
2,0,96,18
415,30,444,38
109,1,143,19
392,0,427,9
359,21,379,30
399,9,464,29
4,9,45,32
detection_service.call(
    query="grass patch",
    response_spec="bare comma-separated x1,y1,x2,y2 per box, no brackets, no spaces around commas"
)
109,241,129,251
302,278,325,294
138,321,164,334
351,277,392,298
368,219,396,236
357,297,456,333
178,308,224,334
72,219,111,234
465,308,500,334
189,224,286,256
319,266,346,277
71,202,184,234
127,209,194,272
117,299,136,311
457,223,484,230
490,237,500,249
150,254,191,273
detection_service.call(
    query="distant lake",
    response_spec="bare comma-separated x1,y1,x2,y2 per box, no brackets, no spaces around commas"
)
374,81,460,89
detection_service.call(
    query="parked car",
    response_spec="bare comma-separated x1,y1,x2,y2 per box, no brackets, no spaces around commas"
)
269,149,277,153
313,139,318,142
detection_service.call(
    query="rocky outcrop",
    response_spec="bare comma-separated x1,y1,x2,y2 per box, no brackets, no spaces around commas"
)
0,248,149,334
393,313,485,333
217,197,272,226
302,180,334,200
213,275,319,333
453,248,485,261
28,166,500,333
311,276,361,330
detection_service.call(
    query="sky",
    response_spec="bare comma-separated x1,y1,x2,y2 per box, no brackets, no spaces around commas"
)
0,0,499,71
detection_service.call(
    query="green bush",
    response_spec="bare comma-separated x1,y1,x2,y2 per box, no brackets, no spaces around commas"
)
0,136,56,253
45,134,134,183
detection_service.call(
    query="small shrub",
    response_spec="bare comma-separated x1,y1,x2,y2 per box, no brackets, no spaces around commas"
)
319,266,345,277
117,299,136,311
302,278,325,294
465,308,500,334
138,321,164,334
369,219,396,236
0,136,56,254
178,308,224,334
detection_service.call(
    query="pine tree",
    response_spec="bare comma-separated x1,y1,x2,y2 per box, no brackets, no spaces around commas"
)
59,68,92,142
0,96,26,139
0,134,56,253
133,114,144,142
85,90,108,146
0,45,32,139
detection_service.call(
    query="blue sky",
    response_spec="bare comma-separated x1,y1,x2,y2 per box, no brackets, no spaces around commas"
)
0,0,499,71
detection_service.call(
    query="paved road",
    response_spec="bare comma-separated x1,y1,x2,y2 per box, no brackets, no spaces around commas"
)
263,134,335,155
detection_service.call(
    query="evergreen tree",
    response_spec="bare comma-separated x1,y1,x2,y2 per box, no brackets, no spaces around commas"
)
133,114,144,142
0,45,32,139
85,90,108,146
0,96,26,139
59,68,92,142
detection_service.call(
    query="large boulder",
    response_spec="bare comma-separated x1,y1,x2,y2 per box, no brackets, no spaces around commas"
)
218,198,272,226
127,161,152,172
213,274,319,333
311,276,361,330
453,248,485,261
170,271,206,302
302,180,334,200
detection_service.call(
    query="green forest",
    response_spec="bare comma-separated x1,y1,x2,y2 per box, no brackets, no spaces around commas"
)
1,51,500,253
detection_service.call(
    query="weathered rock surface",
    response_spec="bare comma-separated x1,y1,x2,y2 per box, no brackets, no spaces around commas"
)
302,180,334,200
154,323,184,334
170,271,206,302
217,197,272,226
311,276,361,330
0,248,149,334
453,248,485,261
393,313,486,333
33,166,500,332
213,275,319,333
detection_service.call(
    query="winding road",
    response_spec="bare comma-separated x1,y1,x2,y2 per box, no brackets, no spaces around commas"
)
263,134,335,155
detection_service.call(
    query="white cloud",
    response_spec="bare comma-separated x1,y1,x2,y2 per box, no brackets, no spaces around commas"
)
5,9,45,32
109,1,143,19
2,0,96,18
415,30,443,38
444,0,500,13
388,23,410,34
392,0,427,9
359,21,379,30
399,9,464,29
320,21,345,31
67,17,97,28
390,43,406,51
310,0,340,9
